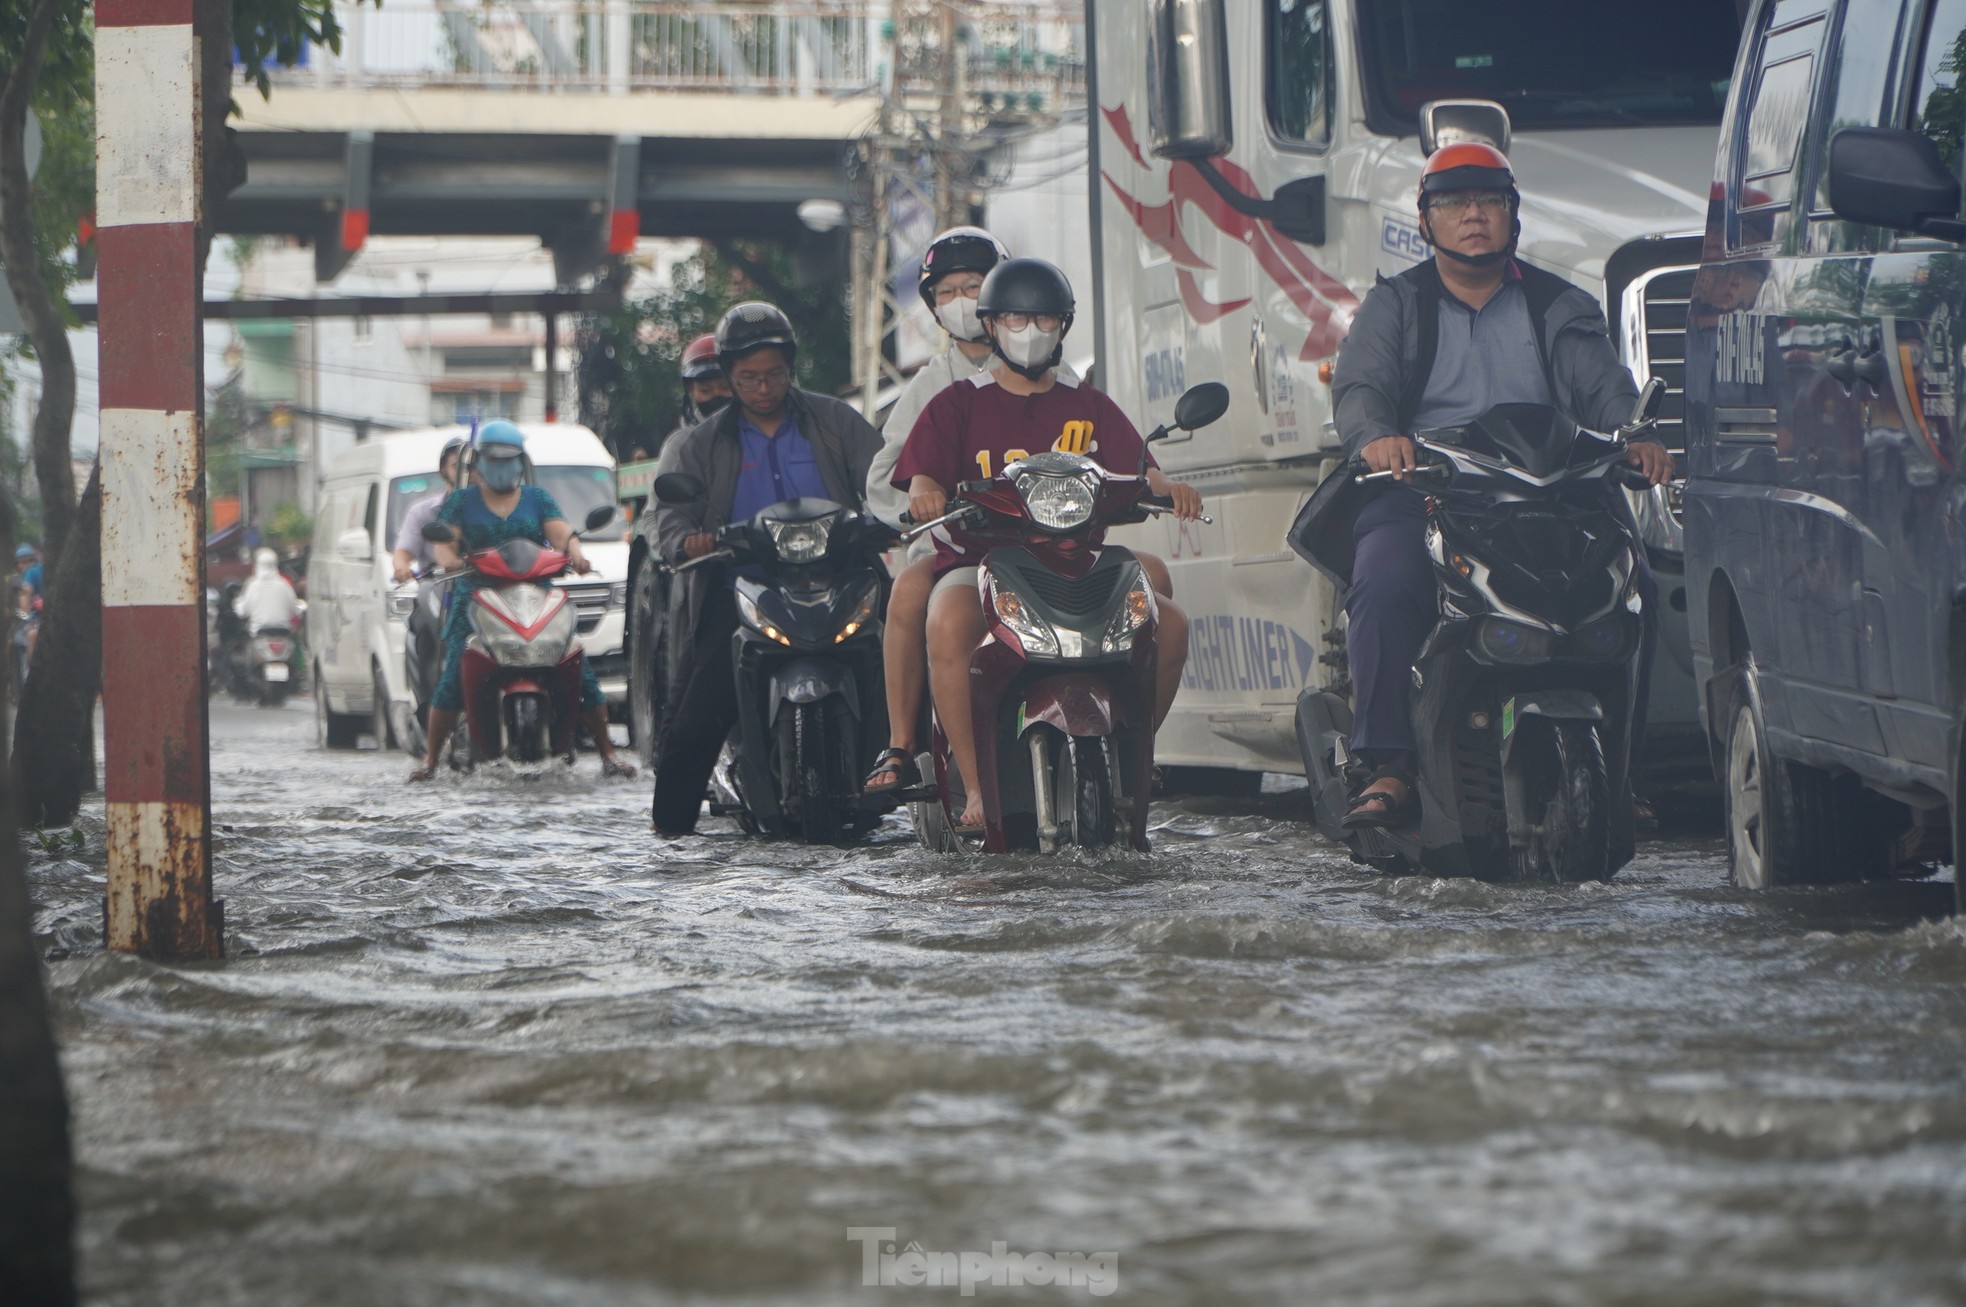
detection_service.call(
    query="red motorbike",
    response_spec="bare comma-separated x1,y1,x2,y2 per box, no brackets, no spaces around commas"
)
422,507,614,767
901,383,1226,853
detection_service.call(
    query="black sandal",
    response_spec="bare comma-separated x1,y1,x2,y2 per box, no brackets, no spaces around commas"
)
1342,766,1419,830
863,747,921,794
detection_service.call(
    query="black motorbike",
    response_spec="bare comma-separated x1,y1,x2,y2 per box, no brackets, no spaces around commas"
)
1289,381,1664,883
657,476,897,842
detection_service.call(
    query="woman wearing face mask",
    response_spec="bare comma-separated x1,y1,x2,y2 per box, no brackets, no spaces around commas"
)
889,258,1202,831
410,420,636,781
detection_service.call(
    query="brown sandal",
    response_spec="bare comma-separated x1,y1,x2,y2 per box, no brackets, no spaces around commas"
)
863,748,920,794
1342,767,1419,830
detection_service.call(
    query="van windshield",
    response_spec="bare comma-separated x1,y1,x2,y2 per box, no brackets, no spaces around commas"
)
385,465,630,549
1356,0,1740,134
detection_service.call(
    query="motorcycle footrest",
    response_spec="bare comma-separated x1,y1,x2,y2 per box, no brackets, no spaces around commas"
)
707,801,742,816
888,783,940,804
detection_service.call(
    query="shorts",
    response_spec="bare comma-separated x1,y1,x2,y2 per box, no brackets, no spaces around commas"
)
929,566,980,602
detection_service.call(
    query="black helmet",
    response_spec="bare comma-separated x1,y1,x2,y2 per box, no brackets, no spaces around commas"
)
917,226,1009,313
715,302,798,372
977,257,1075,323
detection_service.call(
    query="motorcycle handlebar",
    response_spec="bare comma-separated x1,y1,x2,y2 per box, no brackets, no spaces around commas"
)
672,548,735,575
1139,494,1215,525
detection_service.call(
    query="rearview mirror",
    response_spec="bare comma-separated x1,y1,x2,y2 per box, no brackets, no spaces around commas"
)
1172,381,1231,433
1828,127,1966,241
336,528,372,559
654,472,706,505
1146,0,1232,160
1630,377,1665,427
583,504,617,533
1418,100,1512,157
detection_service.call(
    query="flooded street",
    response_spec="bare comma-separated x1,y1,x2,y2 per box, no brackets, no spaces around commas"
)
24,701,1966,1304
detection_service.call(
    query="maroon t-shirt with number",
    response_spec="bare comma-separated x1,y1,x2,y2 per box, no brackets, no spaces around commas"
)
892,372,1154,572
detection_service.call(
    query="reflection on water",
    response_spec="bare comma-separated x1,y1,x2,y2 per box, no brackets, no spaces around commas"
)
29,704,1966,1305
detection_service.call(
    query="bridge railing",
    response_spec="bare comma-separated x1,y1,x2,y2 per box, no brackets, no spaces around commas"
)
263,1,1084,102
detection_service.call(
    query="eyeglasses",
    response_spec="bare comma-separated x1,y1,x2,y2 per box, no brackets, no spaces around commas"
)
991,312,1064,332
729,367,792,391
1428,191,1511,215
932,280,984,304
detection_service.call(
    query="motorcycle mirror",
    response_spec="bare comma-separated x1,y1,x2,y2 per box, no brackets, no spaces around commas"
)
654,472,707,505
583,504,617,533
1173,381,1231,432
421,522,458,543
1629,377,1665,427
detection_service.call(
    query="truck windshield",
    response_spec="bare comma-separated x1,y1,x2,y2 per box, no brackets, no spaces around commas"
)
1356,0,1740,134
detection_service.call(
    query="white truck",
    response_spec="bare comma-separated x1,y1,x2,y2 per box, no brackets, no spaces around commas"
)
986,0,1742,792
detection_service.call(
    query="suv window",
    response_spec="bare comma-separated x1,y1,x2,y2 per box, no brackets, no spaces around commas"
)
1912,0,1966,177
1268,0,1332,148
1735,1,1830,251
1802,0,1898,251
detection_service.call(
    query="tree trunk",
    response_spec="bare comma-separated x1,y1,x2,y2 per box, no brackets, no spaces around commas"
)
13,467,99,828
0,0,78,570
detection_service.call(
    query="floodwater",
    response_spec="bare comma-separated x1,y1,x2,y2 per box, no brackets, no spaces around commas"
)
24,702,1966,1305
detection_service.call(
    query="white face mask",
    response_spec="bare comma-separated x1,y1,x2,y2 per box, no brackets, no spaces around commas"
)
935,297,985,342
994,322,1062,371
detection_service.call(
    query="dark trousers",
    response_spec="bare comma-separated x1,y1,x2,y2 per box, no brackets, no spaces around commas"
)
650,584,742,832
1345,487,1657,774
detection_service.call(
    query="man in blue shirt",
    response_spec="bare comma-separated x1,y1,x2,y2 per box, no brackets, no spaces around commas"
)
646,302,882,834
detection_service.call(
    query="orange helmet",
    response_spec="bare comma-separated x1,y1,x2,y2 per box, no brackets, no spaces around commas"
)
1418,141,1516,208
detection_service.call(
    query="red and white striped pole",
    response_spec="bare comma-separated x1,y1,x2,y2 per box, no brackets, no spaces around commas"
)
95,0,221,958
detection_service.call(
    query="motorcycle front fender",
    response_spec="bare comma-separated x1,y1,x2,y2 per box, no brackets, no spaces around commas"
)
1020,673,1116,737
1497,689,1605,768
768,657,859,725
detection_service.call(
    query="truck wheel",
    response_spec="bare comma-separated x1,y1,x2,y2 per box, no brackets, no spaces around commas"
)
628,562,668,768
1722,661,1877,887
314,668,363,749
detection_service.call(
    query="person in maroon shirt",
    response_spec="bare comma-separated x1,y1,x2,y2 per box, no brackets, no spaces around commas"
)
891,258,1203,832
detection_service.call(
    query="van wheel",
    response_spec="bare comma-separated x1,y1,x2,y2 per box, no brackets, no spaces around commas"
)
315,669,362,749
1722,662,1877,887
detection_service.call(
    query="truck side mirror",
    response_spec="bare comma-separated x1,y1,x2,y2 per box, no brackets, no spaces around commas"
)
1172,381,1231,433
1828,126,1966,241
1418,100,1513,157
1147,0,1232,160
654,472,707,505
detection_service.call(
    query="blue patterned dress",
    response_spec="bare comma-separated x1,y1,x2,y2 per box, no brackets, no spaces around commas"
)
430,485,604,712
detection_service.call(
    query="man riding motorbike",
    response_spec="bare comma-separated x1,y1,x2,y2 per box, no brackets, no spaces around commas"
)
409,420,637,781
647,301,884,835
891,257,1203,833
1330,142,1673,830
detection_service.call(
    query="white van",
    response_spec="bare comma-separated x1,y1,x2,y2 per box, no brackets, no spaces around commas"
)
984,0,1741,794
307,423,631,750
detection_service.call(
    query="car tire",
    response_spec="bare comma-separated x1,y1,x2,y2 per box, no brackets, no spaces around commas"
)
1721,659,1879,888
315,668,363,750
371,665,395,751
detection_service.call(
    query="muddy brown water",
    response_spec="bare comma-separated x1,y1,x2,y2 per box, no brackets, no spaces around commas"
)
24,702,1966,1305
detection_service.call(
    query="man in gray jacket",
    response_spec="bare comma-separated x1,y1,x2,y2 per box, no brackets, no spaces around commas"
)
1329,142,1672,830
647,301,883,833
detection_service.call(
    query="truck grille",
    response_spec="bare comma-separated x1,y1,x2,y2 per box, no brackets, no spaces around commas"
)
1615,261,1698,537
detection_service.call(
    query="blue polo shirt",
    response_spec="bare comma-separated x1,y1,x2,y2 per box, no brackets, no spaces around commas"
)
729,409,830,522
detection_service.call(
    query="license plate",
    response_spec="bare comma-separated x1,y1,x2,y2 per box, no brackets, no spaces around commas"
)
262,663,290,682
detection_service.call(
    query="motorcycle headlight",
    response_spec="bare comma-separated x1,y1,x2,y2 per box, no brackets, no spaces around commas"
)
1100,564,1154,653
1566,615,1634,662
1016,473,1096,531
834,581,881,644
737,589,792,646
765,514,835,564
1474,616,1554,665
991,577,1060,657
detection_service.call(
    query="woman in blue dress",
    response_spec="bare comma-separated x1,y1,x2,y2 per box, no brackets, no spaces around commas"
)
409,421,637,781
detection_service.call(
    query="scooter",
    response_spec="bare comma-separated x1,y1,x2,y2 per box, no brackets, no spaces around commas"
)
1288,381,1665,882
656,476,898,842
898,382,1228,854
247,623,295,706
420,505,616,768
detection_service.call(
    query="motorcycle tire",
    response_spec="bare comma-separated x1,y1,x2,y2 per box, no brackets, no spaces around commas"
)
506,693,548,763
1512,719,1611,883
911,750,962,853
1056,733,1116,849
627,561,670,769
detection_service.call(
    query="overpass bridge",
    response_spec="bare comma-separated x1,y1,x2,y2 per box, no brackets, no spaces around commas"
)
221,1,1085,283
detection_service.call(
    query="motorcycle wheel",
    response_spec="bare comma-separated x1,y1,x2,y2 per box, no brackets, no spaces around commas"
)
910,751,962,852
1056,734,1116,849
627,562,669,769
506,693,547,763
1512,720,1611,883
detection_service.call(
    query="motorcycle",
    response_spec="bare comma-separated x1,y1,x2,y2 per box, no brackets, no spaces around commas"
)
420,505,617,768
655,477,898,842
247,623,296,706
1288,380,1666,883
898,382,1228,854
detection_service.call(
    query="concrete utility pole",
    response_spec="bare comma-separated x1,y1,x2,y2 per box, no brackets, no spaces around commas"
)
95,0,222,958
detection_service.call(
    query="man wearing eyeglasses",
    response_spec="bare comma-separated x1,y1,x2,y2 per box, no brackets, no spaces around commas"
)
1325,142,1673,832
646,300,882,835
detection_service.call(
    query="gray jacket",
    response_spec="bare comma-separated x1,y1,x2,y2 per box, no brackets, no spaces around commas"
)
647,389,883,622
1332,259,1643,457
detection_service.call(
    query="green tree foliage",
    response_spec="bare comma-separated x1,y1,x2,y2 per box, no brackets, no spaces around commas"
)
576,241,852,461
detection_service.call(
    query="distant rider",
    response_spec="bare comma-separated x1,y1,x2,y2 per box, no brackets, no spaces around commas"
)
235,547,301,633
1330,142,1673,830
647,302,883,835
409,421,637,782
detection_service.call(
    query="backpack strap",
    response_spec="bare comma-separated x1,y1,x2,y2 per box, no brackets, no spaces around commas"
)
1393,262,1444,434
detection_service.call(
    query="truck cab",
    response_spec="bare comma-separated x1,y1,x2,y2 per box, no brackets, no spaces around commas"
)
1052,0,1740,792
1683,0,1966,902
